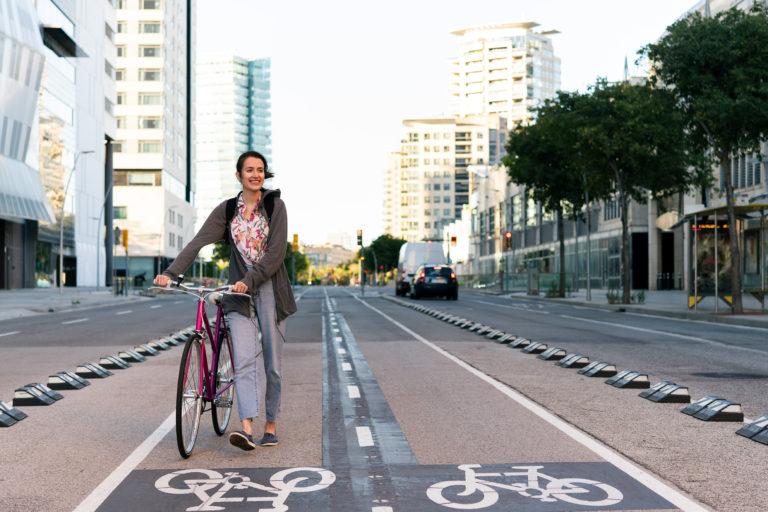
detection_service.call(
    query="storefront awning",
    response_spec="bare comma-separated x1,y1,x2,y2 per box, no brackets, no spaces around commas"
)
0,156,55,223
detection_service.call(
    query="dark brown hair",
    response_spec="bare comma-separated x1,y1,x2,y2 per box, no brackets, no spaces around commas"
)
236,150,274,179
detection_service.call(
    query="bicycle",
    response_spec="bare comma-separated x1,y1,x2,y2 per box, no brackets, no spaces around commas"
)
426,464,623,509
154,467,336,511
150,277,249,458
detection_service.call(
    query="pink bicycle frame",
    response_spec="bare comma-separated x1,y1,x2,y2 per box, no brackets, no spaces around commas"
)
193,298,233,402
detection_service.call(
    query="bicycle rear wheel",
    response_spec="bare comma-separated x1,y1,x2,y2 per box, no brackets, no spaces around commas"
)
212,329,235,435
176,335,203,458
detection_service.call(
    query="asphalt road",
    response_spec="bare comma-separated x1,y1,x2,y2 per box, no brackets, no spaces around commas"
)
0,287,766,512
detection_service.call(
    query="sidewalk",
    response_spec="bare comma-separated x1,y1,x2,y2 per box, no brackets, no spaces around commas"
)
476,287,768,328
0,287,149,322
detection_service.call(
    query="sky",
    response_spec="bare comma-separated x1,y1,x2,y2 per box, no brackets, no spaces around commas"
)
197,0,699,248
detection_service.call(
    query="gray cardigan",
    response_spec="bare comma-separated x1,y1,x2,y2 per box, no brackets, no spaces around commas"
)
163,188,297,323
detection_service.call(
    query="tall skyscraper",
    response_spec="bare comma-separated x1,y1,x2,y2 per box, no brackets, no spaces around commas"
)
112,0,196,281
195,53,271,244
449,22,561,127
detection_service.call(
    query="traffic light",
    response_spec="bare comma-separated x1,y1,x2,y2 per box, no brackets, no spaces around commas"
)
122,229,129,250
450,236,457,246
356,229,363,246
292,233,299,251
504,231,512,249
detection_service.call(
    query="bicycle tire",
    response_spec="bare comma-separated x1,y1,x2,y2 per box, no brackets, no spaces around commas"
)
547,478,623,506
176,335,203,458
426,481,498,509
212,328,234,435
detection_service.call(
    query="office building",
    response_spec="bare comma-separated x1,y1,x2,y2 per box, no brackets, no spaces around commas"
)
112,0,196,283
195,54,271,248
1,0,116,289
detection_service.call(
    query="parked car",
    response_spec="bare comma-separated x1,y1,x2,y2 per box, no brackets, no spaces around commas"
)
409,265,458,300
396,242,446,296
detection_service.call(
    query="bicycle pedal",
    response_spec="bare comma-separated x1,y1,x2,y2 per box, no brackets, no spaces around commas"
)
213,398,233,408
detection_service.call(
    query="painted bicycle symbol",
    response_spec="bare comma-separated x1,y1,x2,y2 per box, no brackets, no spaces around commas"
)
154,467,335,511
426,464,623,509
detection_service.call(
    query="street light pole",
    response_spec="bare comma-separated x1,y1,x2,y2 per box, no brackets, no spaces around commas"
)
95,181,114,288
59,150,95,295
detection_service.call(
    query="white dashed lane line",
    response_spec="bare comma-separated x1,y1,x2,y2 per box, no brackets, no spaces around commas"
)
116,310,132,316
355,426,374,447
62,318,88,325
0,330,20,337
347,385,361,399
150,305,162,309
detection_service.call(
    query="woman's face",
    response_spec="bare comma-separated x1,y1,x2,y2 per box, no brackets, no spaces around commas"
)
237,156,265,193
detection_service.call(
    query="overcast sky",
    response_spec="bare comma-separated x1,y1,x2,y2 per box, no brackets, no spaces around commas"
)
197,0,698,248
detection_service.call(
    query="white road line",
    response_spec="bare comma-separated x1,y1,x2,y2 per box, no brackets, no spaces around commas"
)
341,362,352,372
348,385,361,399
116,310,132,316
558,314,768,355
372,507,393,512
73,413,174,512
356,296,707,512
356,426,374,447
471,299,549,314
334,336,343,342
150,305,162,309
624,311,768,331
172,300,183,304
338,348,347,355
62,318,88,325
0,330,20,337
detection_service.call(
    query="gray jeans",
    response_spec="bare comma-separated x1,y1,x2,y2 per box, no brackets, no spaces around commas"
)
226,279,285,423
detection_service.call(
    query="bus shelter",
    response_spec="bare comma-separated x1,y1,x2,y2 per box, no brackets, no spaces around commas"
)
687,200,768,312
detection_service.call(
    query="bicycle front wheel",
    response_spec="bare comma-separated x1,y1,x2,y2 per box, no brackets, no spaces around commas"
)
212,329,235,435
176,335,203,458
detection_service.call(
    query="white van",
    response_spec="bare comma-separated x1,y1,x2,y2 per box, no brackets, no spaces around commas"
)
396,242,446,296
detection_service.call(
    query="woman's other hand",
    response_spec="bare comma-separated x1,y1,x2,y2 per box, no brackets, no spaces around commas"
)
154,274,170,287
232,281,248,294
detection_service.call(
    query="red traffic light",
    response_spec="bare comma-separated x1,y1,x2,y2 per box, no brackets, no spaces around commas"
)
505,232,512,238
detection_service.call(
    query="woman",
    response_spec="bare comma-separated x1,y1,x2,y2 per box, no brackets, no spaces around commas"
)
154,150,296,451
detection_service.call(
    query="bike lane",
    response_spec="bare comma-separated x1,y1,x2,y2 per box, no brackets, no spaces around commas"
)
78,287,702,511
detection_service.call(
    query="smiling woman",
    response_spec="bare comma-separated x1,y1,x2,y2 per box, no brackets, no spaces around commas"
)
154,149,297,451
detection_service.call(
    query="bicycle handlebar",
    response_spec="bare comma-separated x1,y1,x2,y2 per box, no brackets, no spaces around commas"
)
148,282,250,299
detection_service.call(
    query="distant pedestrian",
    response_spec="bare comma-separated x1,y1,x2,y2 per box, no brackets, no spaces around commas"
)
154,150,296,451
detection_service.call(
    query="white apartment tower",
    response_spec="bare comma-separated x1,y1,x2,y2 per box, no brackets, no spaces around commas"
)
392,115,506,242
449,22,561,127
113,0,196,281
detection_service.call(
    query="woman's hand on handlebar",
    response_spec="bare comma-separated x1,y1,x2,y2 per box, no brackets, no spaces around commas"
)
232,281,248,294
154,274,171,287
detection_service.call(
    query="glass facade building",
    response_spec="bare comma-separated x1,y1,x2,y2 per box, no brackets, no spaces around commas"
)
194,54,271,242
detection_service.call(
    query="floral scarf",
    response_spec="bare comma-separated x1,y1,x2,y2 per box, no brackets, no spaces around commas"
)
230,194,269,266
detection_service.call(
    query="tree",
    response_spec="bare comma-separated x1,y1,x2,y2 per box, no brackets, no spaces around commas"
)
576,80,710,303
285,243,309,284
504,92,589,297
212,239,309,284
360,234,406,273
643,5,768,313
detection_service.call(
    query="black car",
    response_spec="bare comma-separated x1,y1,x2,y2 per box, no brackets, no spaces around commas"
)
410,265,458,300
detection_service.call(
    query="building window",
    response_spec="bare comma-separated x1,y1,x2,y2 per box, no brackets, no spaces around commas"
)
141,0,161,8
115,68,125,81
116,117,126,129
139,117,161,129
444,196,451,203
114,206,127,219
178,215,183,228
139,140,161,153
138,92,161,105
139,68,161,81
169,232,175,247
424,210,431,216
139,22,161,33
433,184,440,191
112,141,124,152
105,23,115,42
444,209,451,216
116,0,127,8
116,92,126,105
105,97,114,116
117,21,127,33
177,236,182,247
140,45,161,57
116,45,125,57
